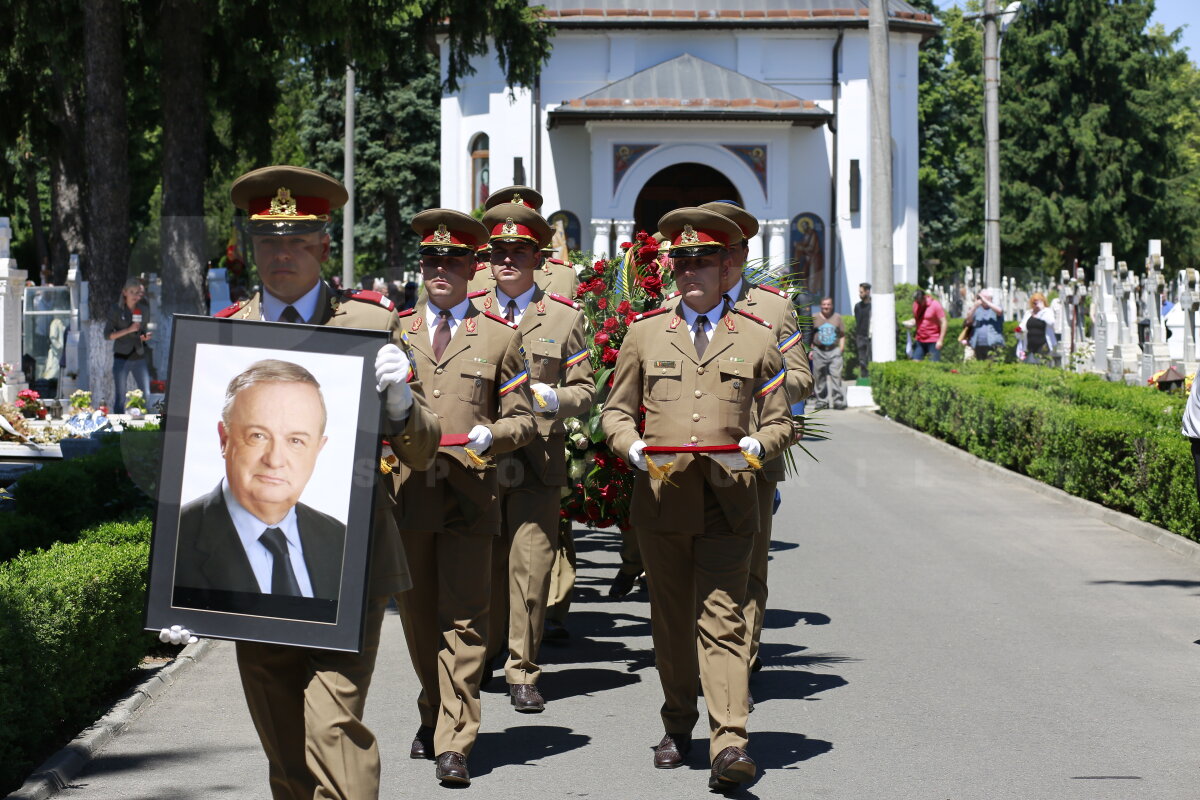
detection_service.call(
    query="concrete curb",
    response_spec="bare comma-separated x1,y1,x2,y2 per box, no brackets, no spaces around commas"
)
5,638,216,800
868,409,1200,566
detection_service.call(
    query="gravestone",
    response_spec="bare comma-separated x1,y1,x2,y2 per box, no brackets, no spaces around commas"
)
1178,268,1199,376
1107,260,1141,383
1139,242,1171,381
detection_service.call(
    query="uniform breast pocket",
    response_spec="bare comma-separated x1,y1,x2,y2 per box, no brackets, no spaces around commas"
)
530,343,560,383
458,369,493,403
718,362,753,403
646,360,682,401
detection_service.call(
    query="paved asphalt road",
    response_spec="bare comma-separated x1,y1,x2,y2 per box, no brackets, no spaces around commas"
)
51,410,1200,799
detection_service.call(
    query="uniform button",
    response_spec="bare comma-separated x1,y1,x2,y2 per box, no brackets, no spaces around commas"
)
697,366,705,375
691,413,700,421
476,370,482,376
694,390,702,398
689,435,699,443
432,389,442,398
435,368,444,375
403,436,412,444
734,370,740,375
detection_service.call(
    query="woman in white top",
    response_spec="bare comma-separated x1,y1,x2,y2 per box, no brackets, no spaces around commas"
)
1017,291,1057,364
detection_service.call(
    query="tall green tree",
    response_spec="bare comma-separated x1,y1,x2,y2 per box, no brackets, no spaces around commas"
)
999,0,1200,275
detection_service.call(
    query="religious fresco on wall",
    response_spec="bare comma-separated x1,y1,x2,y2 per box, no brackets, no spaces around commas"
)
547,211,581,261
790,212,824,301
722,145,768,196
613,144,658,190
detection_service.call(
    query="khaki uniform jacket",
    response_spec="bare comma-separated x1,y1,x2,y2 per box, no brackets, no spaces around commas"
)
731,282,812,482
601,305,793,534
472,286,595,486
466,260,579,299
392,299,537,535
215,283,441,596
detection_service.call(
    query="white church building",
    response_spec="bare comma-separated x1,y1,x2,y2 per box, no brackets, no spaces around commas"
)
438,1,937,310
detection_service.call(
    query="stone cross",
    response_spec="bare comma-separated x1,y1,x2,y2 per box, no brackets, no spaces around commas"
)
1179,268,1199,376
1093,243,1118,373
0,219,28,404
1108,259,1141,382
1140,244,1171,381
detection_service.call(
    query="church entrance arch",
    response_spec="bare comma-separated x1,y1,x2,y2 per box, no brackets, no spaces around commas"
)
632,163,741,236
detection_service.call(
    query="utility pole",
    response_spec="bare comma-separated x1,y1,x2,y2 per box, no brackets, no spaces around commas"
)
868,0,896,362
342,64,356,289
983,0,1001,293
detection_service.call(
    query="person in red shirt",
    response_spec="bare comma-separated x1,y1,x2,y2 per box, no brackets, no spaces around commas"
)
911,289,947,361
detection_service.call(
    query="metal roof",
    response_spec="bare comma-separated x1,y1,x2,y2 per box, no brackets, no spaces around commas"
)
537,0,937,30
548,53,832,127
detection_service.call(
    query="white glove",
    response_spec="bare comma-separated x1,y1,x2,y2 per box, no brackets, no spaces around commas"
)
530,382,560,414
628,440,648,471
467,424,493,454
375,344,413,421
159,625,197,646
738,436,764,458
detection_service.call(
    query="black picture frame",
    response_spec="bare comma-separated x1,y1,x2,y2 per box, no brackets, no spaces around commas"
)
144,315,388,652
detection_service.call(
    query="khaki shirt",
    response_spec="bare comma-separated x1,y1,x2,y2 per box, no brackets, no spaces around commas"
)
601,304,793,534
393,299,537,535
472,286,595,486
215,282,441,595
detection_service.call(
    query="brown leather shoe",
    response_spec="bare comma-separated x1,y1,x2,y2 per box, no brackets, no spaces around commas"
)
409,726,434,760
435,751,470,786
509,683,545,713
652,733,691,769
709,746,756,791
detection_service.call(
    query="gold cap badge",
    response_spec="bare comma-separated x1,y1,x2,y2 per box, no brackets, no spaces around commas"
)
680,224,700,245
502,217,518,236
269,188,298,217
432,223,452,244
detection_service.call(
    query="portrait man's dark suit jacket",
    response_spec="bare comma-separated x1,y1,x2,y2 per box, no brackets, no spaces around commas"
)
174,483,346,602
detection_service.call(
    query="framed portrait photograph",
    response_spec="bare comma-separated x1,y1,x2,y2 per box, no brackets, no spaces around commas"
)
144,315,389,652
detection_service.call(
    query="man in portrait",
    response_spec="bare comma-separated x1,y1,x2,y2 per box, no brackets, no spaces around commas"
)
173,359,344,607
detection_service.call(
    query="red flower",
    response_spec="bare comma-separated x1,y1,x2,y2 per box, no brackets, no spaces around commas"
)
593,260,606,275
624,313,638,327
594,331,611,347
613,457,630,473
603,317,619,332
620,241,633,250
575,284,589,299
597,297,608,310
601,347,619,365
590,278,607,294
641,274,663,292
617,300,632,315
635,231,648,242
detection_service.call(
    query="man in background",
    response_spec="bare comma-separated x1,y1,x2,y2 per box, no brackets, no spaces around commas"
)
854,282,872,378
810,297,846,410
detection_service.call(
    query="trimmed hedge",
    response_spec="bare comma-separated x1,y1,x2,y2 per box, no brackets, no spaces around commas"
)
0,429,160,563
0,517,152,791
873,361,1199,541
842,316,1022,379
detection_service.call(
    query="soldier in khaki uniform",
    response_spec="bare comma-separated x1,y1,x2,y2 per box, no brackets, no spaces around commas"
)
175,166,441,800
470,185,579,298
392,209,537,787
473,203,595,711
601,208,794,793
701,200,813,684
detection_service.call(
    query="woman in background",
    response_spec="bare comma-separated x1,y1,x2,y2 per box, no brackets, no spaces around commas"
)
1018,292,1056,364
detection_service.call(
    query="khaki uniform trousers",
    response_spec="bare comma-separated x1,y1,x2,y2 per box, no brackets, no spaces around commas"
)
545,517,576,624
396,528,492,756
235,595,389,800
618,526,644,577
744,477,777,665
638,487,753,762
486,477,560,684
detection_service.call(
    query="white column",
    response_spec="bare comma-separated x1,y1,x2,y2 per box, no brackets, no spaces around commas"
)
614,219,635,251
766,220,788,281
0,258,28,403
591,218,612,260
747,229,765,272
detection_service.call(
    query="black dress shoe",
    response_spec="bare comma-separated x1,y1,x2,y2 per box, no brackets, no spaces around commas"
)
608,570,638,599
410,726,435,760
435,751,470,786
709,746,756,791
652,733,691,769
751,656,763,673
509,683,545,712
542,619,570,642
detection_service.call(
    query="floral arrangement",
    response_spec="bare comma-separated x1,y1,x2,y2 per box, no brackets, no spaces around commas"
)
0,363,12,389
70,389,93,412
15,388,44,419
125,389,147,412
560,233,675,530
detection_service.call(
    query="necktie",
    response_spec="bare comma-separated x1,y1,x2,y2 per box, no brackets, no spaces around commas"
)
433,310,453,361
259,527,302,596
280,305,302,323
694,315,710,359
505,300,518,323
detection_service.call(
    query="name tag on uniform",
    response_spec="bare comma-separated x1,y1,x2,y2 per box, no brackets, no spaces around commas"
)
537,337,556,344
728,357,745,363
654,360,676,368
472,357,490,364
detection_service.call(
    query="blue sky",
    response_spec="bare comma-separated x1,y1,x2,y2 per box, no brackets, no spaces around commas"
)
935,0,1197,62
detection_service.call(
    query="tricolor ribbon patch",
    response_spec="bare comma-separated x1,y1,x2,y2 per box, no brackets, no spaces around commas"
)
778,330,802,353
499,370,529,396
563,349,589,368
757,367,786,397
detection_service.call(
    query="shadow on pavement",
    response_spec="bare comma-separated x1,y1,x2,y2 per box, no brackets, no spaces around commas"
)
763,609,831,628
542,666,641,699
752,731,834,769
470,726,590,777
752,668,848,703
1089,578,1200,590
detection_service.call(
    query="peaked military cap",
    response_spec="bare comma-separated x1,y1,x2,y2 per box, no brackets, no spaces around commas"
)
482,203,553,249
699,200,759,240
658,207,744,258
231,165,347,236
411,209,490,256
483,185,544,212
